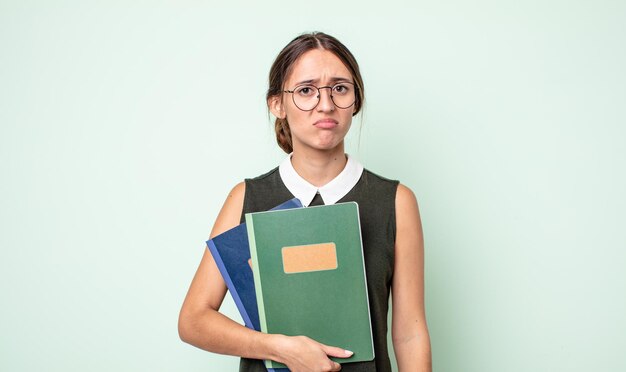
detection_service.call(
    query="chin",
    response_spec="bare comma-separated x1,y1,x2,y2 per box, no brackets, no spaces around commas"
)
293,135,346,153
315,141,344,151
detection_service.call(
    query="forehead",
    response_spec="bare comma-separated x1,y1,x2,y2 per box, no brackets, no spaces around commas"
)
286,49,352,86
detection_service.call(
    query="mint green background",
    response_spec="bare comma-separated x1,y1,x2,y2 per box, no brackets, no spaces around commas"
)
1,1,624,371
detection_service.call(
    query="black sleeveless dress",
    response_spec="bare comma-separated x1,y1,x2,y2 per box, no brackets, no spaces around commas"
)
238,167,398,372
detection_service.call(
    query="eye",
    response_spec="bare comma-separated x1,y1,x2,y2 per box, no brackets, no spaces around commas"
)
295,85,317,97
333,83,352,95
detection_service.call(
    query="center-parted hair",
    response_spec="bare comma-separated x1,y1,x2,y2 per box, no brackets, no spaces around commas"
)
267,32,365,154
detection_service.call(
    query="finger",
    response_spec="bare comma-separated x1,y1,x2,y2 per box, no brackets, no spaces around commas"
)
329,361,342,371
320,344,353,359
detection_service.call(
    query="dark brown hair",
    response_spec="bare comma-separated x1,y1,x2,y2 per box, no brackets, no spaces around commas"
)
267,32,365,154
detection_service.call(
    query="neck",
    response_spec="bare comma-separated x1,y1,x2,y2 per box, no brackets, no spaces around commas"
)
290,145,347,187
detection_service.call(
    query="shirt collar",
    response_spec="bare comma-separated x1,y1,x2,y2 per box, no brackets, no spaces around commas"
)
279,153,364,207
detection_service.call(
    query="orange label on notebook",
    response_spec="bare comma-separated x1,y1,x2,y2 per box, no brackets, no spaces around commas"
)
281,243,338,274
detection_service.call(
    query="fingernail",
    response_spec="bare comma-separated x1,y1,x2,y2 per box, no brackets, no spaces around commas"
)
345,349,353,356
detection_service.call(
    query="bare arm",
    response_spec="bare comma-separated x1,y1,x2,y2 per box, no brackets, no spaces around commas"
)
178,183,352,371
392,184,432,371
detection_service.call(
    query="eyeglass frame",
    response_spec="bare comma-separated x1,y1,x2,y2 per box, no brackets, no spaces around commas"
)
282,81,358,111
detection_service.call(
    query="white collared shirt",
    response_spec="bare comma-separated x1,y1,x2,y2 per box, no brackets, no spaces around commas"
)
278,153,364,207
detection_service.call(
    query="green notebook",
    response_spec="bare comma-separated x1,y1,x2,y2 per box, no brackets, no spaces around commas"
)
246,202,374,369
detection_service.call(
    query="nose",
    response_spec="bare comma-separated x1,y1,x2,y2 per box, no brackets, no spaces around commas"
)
316,86,335,112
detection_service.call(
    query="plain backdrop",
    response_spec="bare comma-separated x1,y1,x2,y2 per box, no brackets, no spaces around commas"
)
1,1,625,371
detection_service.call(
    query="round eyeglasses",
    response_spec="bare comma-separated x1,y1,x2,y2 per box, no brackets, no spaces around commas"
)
283,82,356,111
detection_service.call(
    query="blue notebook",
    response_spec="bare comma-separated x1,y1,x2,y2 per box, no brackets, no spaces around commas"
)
206,198,302,371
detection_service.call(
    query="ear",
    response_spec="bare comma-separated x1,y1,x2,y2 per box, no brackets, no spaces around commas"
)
268,96,286,119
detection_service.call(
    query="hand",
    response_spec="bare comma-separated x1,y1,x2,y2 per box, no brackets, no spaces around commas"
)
276,335,353,372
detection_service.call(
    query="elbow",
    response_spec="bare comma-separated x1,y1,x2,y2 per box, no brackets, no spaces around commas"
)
392,328,432,366
392,332,418,347
391,324,431,348
178,307,194,344
178,299,224,348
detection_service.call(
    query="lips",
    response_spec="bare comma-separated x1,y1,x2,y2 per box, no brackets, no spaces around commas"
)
313,119,338,129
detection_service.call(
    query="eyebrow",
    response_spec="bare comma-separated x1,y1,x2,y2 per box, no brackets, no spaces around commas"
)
293,77,353,86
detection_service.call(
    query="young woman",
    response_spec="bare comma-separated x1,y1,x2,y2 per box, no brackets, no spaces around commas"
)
179,32,431,372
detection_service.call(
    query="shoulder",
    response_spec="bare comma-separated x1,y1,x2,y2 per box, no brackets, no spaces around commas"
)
243,167,282,194
394,183,422,234
209,182,245,238
359,168,400,201
245,167,280,183
362,168,399,185
395,183,417,206
228,181,246,202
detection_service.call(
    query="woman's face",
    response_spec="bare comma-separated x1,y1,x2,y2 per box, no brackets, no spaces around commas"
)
270,49,356,154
